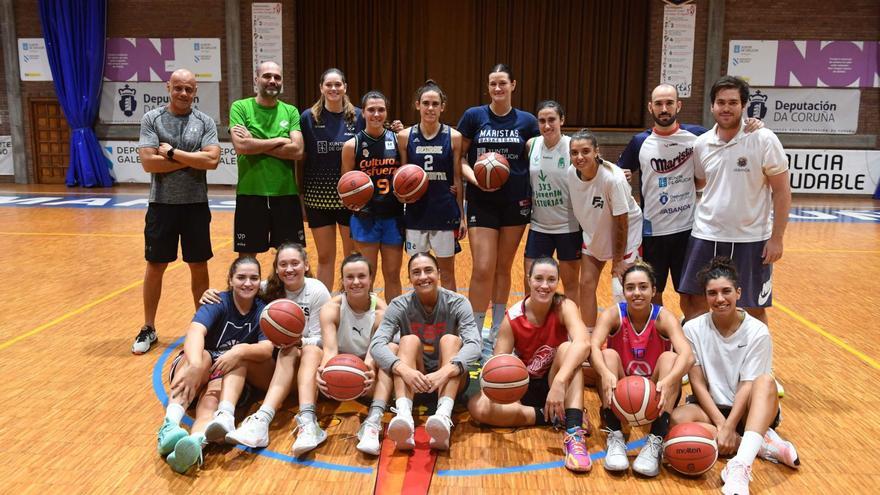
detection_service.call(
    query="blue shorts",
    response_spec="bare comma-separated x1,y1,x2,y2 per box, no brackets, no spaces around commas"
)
524,229,582,261
679,237,773,308
350,215,404,245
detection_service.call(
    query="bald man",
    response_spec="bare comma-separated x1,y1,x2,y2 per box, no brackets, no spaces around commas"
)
134,69,221,354
229,61,305,257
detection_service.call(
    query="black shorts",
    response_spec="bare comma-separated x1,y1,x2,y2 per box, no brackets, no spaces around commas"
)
466,198,531,229
519,375,551,408
234,195,306,253
685,395,781,436
679,237,773,307
144,202,213,263
413,372,472,413
525,230,583,262
305,206,351,229
642,230,691,293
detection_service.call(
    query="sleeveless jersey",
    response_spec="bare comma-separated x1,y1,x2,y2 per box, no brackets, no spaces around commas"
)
529,135,580,234
607,302,670,377
508,298,569,378
300,107,364,209
403,124,460,230
354,129,402,218
337,293,379,358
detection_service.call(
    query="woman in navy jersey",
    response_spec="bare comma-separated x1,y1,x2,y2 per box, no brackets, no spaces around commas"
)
397,80,465,290
299,68,363,290
457,64,539,361
342,91,404,300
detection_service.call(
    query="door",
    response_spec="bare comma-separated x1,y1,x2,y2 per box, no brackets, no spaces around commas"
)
30,99,70,184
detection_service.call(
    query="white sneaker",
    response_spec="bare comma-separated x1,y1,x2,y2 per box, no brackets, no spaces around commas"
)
775,379,785,398
387,413,415,451
226,413,270,448
603,428,629,471
721,459,752,495
131,325,157,354
425,414,453,451
291,415,327,457
356,420,382,456
759,428,800,469
632,433,663,477
204,410,236,444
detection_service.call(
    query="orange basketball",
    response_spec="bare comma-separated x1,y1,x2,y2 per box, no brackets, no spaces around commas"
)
393,164,429,203
611,375,661,426
473,152,510,190
260,299,305,347
664,423,718,476
480,354,529,404
321,354,370,401
337,170,374,211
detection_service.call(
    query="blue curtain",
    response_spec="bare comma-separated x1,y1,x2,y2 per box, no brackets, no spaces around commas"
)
39,0,112,187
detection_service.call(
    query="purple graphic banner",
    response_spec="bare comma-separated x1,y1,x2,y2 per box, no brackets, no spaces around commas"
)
103,38,221,82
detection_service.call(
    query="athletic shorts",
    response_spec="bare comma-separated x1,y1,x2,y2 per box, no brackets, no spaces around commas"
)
685,395,781,436
466,198,531,229
169,350,223,384
642,230,691,293
413,372,472,412
679,237,773,307
519,375,551,408
144,202,213,263
350,215,404,245
525,230,583,262
234,195,305,253
305,206,350,229
405,229,456,258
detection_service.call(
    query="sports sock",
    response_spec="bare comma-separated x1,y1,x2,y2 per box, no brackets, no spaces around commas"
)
395,397,413,417
649,411,671,437
299,403,317,423
565,408,584,431
255,404,275,423
435,396,454,418
217,400,235,416
601,407,622,431
533,406,549,426
367,400,386,425
474,312,487,333
490,303,506,332
732,430,763,467
165,403,185,425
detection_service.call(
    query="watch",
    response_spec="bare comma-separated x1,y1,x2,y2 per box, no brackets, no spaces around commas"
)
167,148,175,160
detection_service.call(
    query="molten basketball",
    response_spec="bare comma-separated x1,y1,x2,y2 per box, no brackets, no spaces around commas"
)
473,152,510,190
664,423,719,475
259,299,306,347
337,170,374,211
582,360,598,388
480,354,529,404
611,375,661,426
321,354,370,401
393,164,429,203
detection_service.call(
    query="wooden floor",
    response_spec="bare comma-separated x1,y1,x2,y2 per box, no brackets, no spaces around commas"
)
0,184,878,494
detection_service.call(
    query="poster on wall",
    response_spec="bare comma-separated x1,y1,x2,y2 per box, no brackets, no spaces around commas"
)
787,149,880,195
660,3,696,98
98,82,221,124
729,40,879,88
104,38,222,82
252,3,284,78
17,38,53,81
746,88,860,134
0,136,12,175
100,140,239,185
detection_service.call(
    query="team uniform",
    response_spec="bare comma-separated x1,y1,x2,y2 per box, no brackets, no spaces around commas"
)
138,107,219,263
680,125,788,307
261,278,330,347
229,97,305,252
350,129,403,245
607,302,671,377
300,107,365,228
336,293,381,358
526,135,581,261
568,161,643,261
507,299,569,407
457,106,539,228
617,124,707,292
403,124,460,258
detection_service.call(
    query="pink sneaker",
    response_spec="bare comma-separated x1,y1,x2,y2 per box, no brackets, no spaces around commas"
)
759,429,800,469
563,428,592,472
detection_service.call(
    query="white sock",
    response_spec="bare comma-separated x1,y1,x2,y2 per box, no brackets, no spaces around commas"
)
490,303,506,333
474,312,487,333
395,397,413,417
217,400,235,415
256,404,275,423
435,396,454,418
733,430,764,467
165,403,185,425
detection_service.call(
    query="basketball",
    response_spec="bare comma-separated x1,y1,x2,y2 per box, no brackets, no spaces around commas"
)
259,299,306,347
480,354,530,404
610,375,661,426
393,164,429,203
321,354,370,401
663,423,719,476
582,360,598,388
337,170,374,211
473,152,510,190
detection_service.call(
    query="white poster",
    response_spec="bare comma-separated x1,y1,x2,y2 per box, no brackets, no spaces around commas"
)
104,38,222,82
787,149,880,195
660,4,696,98
0,136,12,175
746,88,860,134
100,141,239,185
18,38,53,81
252,3,284,77
99,82,221,124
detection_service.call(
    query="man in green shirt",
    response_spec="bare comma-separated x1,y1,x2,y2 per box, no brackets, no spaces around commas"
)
229,61,305,256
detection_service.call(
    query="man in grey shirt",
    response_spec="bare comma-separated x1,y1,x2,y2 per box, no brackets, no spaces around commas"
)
370,253,480,452
132,68,221,355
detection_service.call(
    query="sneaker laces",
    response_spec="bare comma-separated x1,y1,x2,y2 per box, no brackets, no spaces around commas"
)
292,416,320,439
135,326,154,342
564,429,588,456
727,461,753,483
602,427,627,454
644,434,663,457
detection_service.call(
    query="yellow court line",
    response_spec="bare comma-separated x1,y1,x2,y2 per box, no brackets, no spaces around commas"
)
787,249,880,254
0,231,142,238
775,301,880,371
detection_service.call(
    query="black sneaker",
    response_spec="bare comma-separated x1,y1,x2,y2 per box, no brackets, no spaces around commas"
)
132,325,157,354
